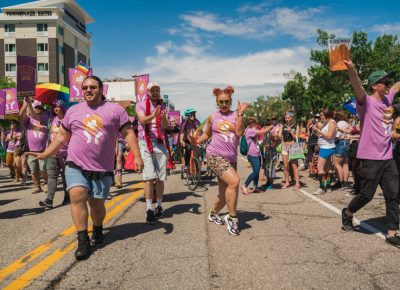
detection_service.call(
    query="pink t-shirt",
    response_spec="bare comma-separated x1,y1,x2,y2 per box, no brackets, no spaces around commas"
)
25,114,49,152
6,129,20,152
356,90,394,160
62,101,130,172
136,100,167,140
50,115,68,157
245,127,260,157
206,110,239,163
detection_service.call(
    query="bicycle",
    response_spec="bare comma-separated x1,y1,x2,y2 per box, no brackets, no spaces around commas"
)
185,144,201,191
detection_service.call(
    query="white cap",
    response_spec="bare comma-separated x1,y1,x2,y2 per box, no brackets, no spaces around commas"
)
147,81,160,90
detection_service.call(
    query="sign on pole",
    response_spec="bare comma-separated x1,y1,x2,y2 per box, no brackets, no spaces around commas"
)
134,74,149,103
17,55,36,99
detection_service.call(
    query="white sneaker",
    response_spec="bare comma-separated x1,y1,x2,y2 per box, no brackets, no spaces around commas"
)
223,214,240,236
208,211,224,225
313,188,325,195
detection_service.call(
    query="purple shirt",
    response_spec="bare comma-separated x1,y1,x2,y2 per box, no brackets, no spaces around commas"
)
356,90,395,160
206,110,239,163
136,100,167,140
245,127,260,157
62,101,129,172
50,116,68,157
26,114,49,152
6,129,20,152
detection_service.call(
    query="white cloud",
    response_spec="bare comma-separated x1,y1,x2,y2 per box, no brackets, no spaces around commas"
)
176,7,349,40
372,23,400,35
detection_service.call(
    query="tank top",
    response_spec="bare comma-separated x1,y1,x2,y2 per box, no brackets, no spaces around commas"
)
206,110,239,163
318,121,336,149
282,123,296,142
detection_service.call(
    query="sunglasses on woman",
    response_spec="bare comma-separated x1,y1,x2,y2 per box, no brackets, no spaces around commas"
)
217,99,231,106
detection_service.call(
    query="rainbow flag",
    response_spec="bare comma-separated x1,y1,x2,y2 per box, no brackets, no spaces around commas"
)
194,119,207,139
76,61,91,76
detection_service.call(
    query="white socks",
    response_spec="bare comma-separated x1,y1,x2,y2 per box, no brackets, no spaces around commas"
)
146,199,153,211
157,197,162,207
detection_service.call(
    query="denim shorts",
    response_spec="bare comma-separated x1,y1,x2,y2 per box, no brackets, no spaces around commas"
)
319,148,335,160
335,139,350,157
65,165,112,199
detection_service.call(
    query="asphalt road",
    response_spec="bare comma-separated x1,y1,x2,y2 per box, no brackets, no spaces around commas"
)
0,158,399,290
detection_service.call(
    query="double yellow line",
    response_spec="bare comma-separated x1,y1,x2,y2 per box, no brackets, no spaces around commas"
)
0,182,144,290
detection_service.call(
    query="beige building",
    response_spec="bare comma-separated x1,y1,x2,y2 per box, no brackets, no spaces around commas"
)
0,0,93,85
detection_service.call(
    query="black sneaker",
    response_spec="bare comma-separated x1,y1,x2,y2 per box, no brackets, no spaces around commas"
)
62,199,71,206
341,208,354,231
154,206,163,218
39,198,53,209
75,235,91,260
386,234,400,247
146,209,155,224
90,226,104,245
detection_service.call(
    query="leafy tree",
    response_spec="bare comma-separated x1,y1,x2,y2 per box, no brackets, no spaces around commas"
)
0,77,16,90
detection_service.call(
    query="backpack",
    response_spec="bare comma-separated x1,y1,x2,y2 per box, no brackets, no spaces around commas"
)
240,135,248,156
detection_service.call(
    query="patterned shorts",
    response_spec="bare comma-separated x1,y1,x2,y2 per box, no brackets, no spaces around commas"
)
207,154,237,178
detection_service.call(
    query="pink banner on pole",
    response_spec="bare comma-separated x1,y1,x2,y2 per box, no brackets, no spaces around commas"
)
17,55,36,98
103,84,109,97
168,110,181,126
0,91,5,119
134,74,149,103
2,88,19,114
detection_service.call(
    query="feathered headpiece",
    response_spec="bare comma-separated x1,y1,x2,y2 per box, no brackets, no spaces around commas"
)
213,85,234,97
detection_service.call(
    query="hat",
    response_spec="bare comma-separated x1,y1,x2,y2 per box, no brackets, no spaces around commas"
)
54,100,67,111
367,70,394,86
147,81,160,90
32,100,43,108
184,108,197,117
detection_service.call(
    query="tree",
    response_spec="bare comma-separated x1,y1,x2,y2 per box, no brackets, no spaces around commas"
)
0,77,16,90
281,30,400,117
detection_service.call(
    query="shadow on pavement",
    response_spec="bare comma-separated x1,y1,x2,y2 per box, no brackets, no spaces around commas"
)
237,210,271,231
163,203,202,218
0,207,45,219
100,221,174,250
0,198,19,206
138,191,202,203
354,216,387,235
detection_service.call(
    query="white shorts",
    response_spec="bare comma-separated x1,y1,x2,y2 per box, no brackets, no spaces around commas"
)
139,140,168,181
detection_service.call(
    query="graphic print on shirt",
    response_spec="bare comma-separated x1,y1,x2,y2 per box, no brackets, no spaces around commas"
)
382,106,393,136
82,114,104,144
216,119,235,143
30,118,46,139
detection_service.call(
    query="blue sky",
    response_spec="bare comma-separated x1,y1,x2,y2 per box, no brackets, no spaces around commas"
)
3,0,400,119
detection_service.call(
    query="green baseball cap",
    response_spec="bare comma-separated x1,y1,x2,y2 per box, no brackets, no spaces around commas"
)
367,70,394,85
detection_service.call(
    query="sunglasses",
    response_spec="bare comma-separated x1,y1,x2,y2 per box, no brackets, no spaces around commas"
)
217,99,231,106
377,79,392,87
82,85,99,91
189,113,196,117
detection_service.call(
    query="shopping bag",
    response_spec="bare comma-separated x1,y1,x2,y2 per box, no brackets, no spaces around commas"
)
289,142,305,161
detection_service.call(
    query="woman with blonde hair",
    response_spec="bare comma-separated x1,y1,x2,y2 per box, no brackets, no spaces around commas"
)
191,86,248,236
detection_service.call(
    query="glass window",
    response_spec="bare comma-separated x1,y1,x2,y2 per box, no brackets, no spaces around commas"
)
5,44,16,52
37,43,48,51
57,26,64,36
37,63,49,71
37,23,48,32
5,63,16,72
5,24,15,32
58,45,64,54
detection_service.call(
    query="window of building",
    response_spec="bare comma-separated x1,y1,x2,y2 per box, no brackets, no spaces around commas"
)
59,65,64,74
5,63,16,72
37,63,49,71
5,24,15,32
57,26,64,36
37,23,48,32
5,44,16,52
37,43,48,52
58,45,64,55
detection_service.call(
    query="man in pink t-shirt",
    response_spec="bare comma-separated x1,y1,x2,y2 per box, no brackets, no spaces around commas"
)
27,76,143,260
341,60,400,247
136,82,169,224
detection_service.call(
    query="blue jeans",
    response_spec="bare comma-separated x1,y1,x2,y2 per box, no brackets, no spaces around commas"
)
245,155,261,188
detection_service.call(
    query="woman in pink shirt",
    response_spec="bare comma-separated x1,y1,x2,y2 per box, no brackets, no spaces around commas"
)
191,86,248,236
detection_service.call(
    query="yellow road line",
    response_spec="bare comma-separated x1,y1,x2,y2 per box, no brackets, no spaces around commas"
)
0,182,143,282
4,188,144,290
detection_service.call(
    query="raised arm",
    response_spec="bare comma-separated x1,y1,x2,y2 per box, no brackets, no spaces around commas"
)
235,101,248,137
391,81,400,95
343,60,367,104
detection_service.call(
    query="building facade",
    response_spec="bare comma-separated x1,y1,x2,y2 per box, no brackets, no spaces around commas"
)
0,0,93,85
